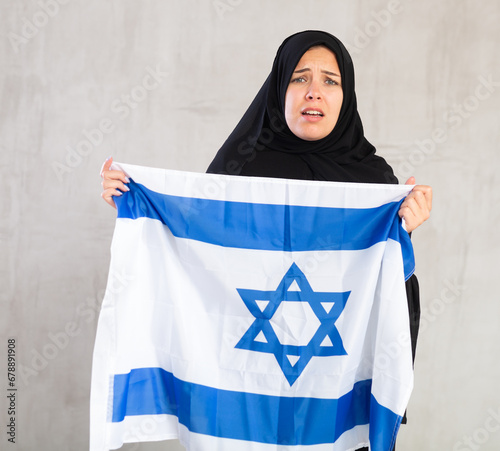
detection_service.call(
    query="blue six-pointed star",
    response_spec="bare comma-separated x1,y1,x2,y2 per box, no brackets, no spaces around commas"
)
235,263,350,386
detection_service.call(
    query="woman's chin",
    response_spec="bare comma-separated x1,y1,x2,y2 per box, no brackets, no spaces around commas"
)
289,121,334,141
296,129,330,141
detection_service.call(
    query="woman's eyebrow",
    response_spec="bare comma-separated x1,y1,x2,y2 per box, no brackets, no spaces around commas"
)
293,68,341,77
322,70,341,77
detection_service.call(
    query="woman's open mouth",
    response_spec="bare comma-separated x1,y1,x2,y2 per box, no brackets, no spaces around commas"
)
301,108,324,120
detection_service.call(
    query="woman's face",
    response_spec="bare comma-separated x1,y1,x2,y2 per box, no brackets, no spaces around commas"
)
284,46,343,141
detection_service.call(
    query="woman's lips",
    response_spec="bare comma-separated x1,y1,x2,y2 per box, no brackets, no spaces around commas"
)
301,108,324,121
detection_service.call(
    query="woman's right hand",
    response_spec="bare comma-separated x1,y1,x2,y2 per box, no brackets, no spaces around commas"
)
100,157,130,209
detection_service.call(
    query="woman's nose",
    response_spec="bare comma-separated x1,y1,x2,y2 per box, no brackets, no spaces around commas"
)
306,81,321,100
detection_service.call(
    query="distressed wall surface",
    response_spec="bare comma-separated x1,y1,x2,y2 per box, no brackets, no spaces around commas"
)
1,0,499,449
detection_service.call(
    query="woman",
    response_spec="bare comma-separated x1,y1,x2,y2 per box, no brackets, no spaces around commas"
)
101,30,432,450
102,31,431,231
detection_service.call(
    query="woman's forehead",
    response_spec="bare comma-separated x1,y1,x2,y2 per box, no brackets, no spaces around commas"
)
294,46,340,71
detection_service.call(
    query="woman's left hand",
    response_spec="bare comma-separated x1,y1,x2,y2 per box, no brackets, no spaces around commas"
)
399,177,432,233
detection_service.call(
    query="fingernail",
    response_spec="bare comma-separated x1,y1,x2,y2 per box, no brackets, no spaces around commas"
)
125,176,130,183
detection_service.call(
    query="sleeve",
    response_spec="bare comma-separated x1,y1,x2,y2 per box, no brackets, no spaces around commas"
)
401,273,420,425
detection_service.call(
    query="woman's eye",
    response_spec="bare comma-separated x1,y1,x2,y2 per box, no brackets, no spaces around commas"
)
325,79,339,86
291,77,306,83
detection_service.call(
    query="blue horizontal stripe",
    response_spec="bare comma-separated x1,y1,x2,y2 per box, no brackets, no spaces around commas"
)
115,180,414,279
112,367,401,448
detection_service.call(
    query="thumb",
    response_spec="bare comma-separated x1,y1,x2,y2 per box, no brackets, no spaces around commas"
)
100,156,113,177
404,176,416,185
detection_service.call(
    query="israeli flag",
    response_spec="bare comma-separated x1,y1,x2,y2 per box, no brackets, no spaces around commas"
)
90,162,415,451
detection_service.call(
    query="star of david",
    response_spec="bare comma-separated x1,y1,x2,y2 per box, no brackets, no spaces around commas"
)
235,263,350,386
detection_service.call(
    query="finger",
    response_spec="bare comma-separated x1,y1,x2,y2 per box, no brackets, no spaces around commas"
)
101,188,122,209
411,185,433,211
100,156,113,177
404,176,416,185
102,169,129,185
408,190,428,214
403,194,429,222
399,199,420,219
102,178,130,192
399,193,430,232
398,205,417,232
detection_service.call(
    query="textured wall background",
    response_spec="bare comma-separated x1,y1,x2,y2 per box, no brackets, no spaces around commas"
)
1,0,499,450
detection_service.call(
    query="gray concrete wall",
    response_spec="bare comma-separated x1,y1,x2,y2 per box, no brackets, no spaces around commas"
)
1,0,499,449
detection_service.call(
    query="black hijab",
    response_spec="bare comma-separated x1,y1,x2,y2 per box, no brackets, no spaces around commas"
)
207,30,397,184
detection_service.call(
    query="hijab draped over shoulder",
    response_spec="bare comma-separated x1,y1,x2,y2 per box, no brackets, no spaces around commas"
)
207,30,397,184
